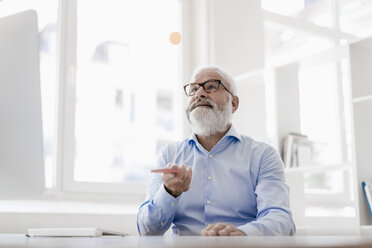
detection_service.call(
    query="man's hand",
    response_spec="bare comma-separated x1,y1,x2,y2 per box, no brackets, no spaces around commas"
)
162,163,192,197
201,223,247,236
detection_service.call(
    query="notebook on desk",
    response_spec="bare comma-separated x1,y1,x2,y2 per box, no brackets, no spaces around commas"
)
26,228,128,237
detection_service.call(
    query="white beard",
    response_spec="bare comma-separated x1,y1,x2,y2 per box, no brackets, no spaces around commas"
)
186,99,233,137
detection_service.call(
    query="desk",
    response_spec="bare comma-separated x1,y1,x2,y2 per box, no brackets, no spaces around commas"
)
1,234,372,248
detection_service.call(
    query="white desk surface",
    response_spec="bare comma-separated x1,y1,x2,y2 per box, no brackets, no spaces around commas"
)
1,234,372,248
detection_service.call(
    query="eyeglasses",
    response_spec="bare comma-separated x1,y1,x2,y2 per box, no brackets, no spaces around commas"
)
183,79,233,96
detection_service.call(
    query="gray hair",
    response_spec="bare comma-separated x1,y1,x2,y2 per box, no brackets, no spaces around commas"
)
190,65,237,96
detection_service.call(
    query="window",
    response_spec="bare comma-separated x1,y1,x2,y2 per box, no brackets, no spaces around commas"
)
264,25,334,65
261,0,372,222
262,0,337,28
62,0,182,193
0,0,58,189
297,58,356,218
262,0,336,65
339,0,372,37
299,63,343,166
0,0,183,198
263,0,372,66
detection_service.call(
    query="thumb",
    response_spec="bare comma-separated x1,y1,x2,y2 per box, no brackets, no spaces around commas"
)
187,166,192,179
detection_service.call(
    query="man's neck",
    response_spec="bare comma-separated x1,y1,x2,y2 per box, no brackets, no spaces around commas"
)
196,124,231,152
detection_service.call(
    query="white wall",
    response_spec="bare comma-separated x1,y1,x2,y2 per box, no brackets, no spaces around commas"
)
233,71,270,144
208,0,264,76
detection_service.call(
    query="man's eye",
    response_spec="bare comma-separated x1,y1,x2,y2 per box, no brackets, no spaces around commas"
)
190,86,199,93
205,83,217,91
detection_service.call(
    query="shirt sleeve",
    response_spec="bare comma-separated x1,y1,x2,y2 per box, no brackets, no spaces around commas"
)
238,146,296,236
137,146,182,236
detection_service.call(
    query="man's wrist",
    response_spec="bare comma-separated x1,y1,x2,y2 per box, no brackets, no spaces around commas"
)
164,184,181,198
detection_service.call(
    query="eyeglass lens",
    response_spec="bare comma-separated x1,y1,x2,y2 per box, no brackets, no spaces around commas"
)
186,80,219,96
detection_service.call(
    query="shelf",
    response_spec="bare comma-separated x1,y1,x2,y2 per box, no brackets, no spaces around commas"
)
361,225,372,235
350,37,372,226
284,163,352,173
353,95,372,105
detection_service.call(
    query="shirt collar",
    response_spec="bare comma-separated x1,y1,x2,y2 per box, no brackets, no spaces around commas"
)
188,124,242,145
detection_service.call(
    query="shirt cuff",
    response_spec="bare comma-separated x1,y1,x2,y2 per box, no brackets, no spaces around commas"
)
152,183,182,212
238,223,264,236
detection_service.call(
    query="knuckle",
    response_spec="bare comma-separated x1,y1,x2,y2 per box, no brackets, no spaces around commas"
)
215,222,224,228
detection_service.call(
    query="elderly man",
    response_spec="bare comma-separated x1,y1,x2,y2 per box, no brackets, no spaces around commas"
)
137,65,296,236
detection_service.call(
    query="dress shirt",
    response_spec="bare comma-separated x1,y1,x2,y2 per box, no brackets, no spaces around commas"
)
137,125,296,236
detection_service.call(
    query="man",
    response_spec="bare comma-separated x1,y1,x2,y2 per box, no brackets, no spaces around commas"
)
137,65,296,236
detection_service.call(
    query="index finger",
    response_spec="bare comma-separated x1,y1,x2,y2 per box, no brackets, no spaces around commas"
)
162,163,184,180
150,168,183,173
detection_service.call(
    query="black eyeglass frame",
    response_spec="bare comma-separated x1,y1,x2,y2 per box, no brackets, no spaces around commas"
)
183,79,233,96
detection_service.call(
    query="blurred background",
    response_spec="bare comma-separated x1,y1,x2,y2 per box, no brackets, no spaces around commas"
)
1,0,372,235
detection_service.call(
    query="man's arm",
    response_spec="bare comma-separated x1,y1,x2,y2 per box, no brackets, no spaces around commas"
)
137,148,192,236
238,146,296,235
137,181,181,236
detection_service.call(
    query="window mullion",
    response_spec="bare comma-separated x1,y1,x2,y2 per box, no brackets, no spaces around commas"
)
55,0,78,193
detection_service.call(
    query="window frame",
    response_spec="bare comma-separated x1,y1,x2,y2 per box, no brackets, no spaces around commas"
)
54,0,184,196
295,45,353,204
53,0,356,204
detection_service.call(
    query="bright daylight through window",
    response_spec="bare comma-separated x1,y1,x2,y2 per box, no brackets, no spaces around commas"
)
2,0,372,203
262,0,372,219
73,0,182,184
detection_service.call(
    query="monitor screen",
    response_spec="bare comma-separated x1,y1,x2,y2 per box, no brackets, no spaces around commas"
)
0,10,45,199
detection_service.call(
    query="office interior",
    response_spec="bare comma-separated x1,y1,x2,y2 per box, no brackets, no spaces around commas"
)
1,0,372,237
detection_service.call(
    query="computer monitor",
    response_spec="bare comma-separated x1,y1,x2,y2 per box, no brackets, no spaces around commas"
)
0,10,45,199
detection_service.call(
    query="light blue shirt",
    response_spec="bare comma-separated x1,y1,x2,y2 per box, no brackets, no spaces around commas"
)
137,126,296,236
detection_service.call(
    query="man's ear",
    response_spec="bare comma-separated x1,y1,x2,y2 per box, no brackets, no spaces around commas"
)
232,96,239,113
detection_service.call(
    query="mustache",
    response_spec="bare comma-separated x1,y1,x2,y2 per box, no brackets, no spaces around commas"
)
189,99,214,112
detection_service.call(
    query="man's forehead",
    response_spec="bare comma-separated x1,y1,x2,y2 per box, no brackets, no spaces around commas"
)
192,69,224,83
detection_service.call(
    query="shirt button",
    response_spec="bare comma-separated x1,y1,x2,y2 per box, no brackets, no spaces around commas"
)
161,222,164,226
207,200,210,204
208,176,212,180
171,202,175,207
209,154,213,158
177,199,180,203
